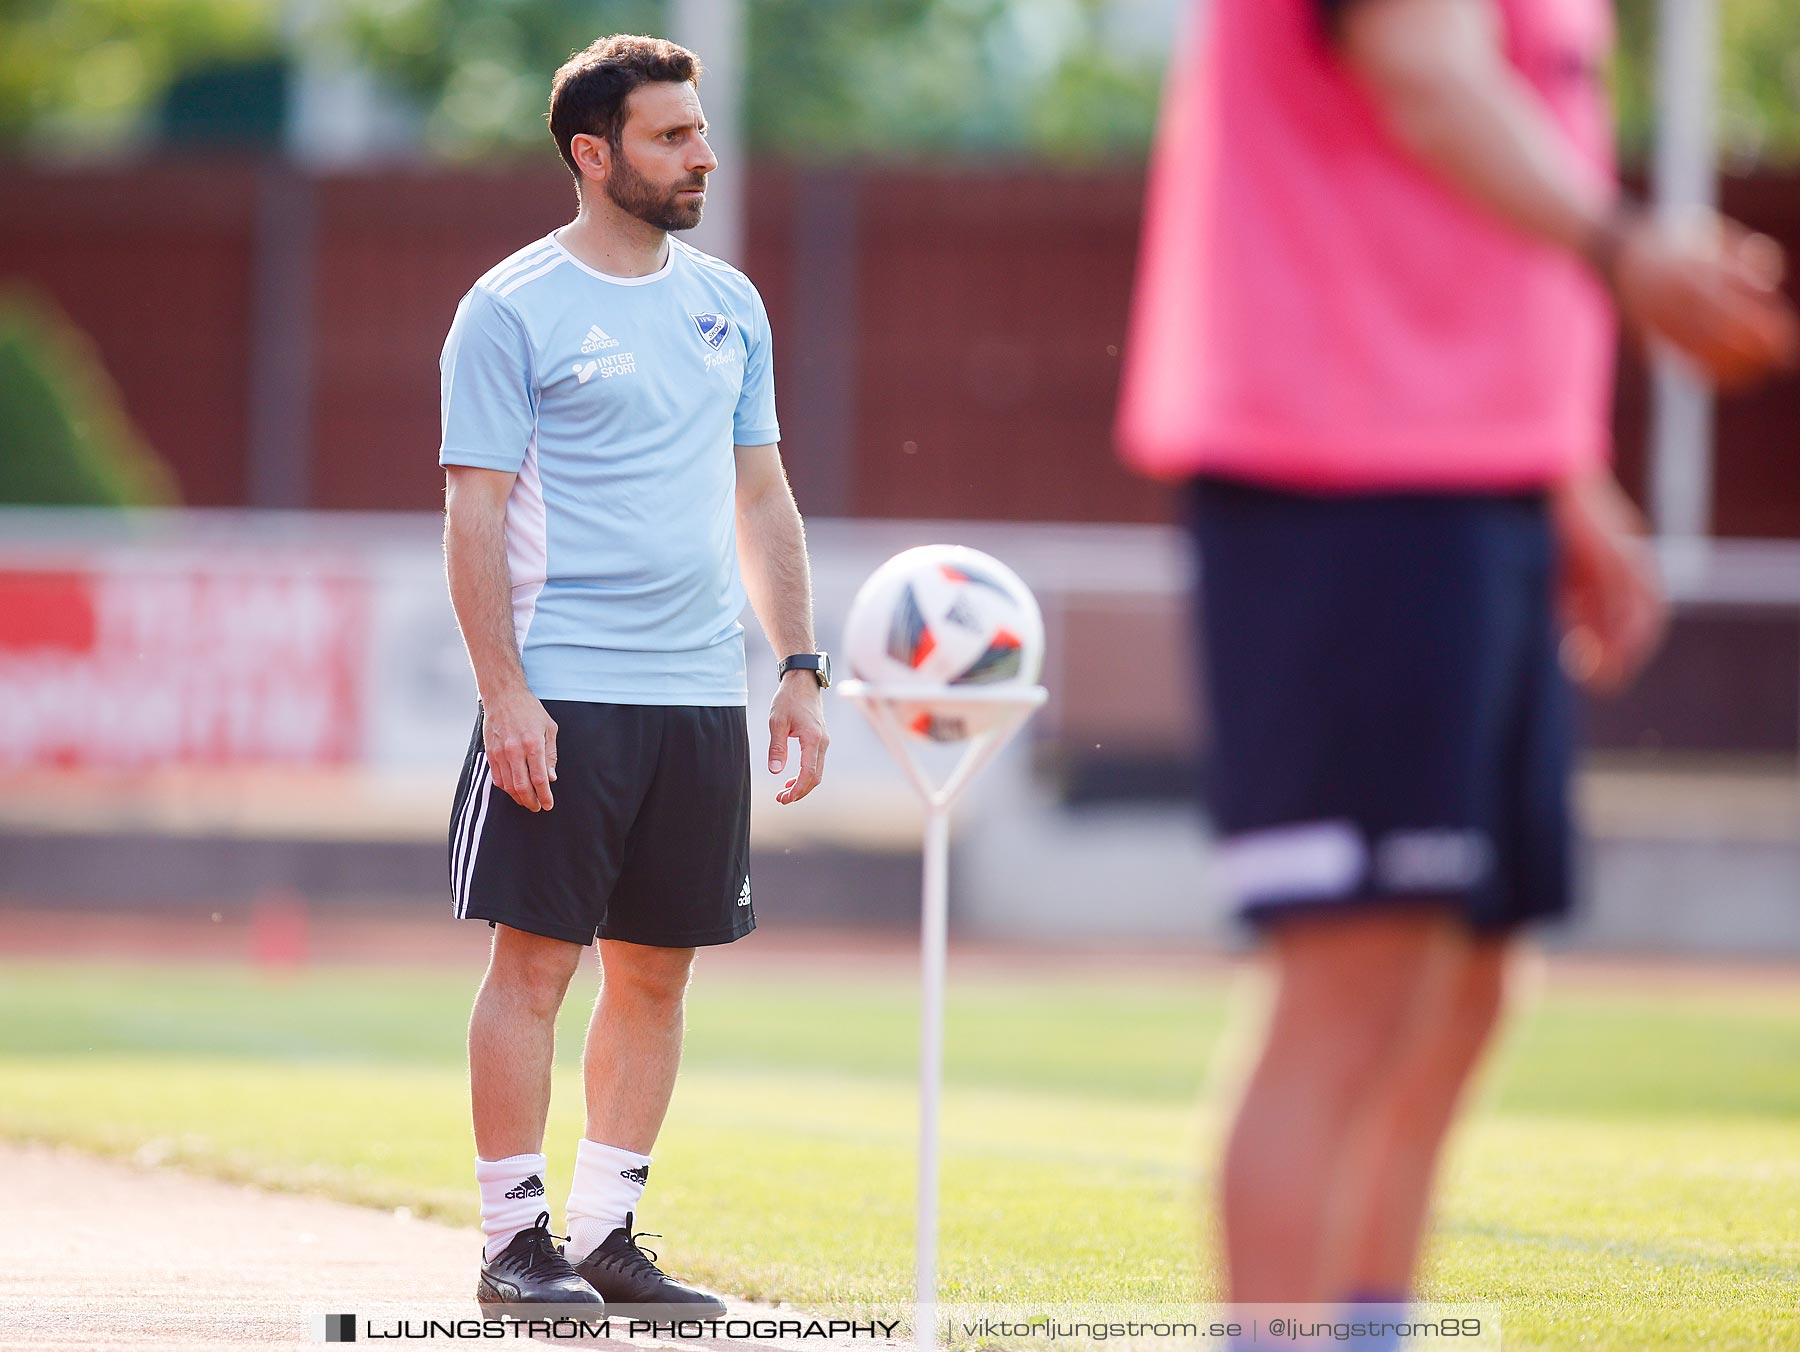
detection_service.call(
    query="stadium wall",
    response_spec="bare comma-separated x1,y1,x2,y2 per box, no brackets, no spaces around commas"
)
3,162,1798,532
1,510,1797,954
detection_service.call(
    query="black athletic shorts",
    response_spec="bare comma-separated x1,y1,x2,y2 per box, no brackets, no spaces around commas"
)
1186,475,1574,936
447,701,754,948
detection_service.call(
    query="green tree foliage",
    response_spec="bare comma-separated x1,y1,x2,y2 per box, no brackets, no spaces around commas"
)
0,290,178,507
1613,0,1800,168
741,0,1163,161
0,0,1795,166
326,0,663,156
0,0,1164,163
0,0,275,151
326,0,1165,163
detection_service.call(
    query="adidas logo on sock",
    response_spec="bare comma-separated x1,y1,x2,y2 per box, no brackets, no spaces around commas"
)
619,1165,650,1186
503,1174,545,1200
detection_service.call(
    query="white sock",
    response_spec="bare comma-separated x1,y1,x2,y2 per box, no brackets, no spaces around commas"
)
566,1139,652,1262
475,1152,549,1262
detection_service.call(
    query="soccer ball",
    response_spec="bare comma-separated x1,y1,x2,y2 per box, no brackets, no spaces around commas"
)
842,545,1045,742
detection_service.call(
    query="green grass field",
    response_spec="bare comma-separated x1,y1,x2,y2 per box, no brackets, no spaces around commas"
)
2,956,1797,1349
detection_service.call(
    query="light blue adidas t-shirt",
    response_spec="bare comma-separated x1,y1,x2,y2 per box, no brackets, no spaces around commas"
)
439,231,780,706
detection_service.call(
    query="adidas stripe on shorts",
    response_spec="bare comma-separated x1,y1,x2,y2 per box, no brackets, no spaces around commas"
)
449,700,755,948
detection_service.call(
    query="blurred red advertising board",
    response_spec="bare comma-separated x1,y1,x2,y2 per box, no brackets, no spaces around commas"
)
0,561,368,769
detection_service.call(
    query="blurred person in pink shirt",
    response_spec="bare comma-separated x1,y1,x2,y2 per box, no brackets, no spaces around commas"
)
1117,0,1796,1341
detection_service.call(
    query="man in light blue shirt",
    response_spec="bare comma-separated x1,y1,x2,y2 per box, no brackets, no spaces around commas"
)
439,33,830,1315
440,230,781,705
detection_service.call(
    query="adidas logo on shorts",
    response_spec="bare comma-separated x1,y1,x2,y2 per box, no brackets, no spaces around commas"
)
737,876,751,908
620,1164,650,1186
503,1174,545,1200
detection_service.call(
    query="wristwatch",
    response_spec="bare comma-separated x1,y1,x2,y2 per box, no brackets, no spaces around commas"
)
777,652,832,688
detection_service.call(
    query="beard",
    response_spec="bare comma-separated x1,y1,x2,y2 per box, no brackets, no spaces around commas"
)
605,151,706,232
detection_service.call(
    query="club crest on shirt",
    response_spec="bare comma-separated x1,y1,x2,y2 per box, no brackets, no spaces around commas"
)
690,312,731,350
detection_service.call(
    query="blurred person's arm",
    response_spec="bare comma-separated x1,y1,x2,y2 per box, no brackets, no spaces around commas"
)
1330,0,1798,390
734,442,827,805
1328,0,1799,693
444,465,557,813
1551,467,1666,694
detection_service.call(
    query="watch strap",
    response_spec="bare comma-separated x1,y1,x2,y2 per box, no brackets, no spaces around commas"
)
777,653,828,685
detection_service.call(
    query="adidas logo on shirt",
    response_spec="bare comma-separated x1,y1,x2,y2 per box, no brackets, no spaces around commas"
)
503,1174,545,1200
580,324,620,354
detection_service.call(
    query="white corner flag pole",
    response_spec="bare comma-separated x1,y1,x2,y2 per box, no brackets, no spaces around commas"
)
1650,0,1719,542
839,682,1048,1352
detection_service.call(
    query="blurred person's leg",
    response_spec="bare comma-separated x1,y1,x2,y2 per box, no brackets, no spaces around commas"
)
1193,480,1570,1318
1221,908,1461,1302
1324,936,1509,1300
1316,486,1571,1303
468,924,583,1258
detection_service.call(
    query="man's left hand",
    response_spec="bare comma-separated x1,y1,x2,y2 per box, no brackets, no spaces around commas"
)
768,673,829,804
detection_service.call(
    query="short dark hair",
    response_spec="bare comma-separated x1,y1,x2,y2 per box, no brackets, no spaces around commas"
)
548,34,702,180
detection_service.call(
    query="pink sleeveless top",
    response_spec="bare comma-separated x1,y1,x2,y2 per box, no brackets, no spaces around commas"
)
1117,0,1617,491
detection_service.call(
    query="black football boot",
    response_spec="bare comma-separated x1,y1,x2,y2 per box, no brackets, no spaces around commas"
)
476,1211,606,1314
572,1213,727,1318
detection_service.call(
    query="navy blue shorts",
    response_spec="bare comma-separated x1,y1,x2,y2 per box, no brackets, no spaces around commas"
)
1186,476,1574,935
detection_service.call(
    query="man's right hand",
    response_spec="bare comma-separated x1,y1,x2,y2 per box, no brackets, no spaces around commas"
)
481,686,558,812
1611,209,1800,391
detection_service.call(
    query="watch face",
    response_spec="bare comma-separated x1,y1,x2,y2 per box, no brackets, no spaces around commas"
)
817,652,832,688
